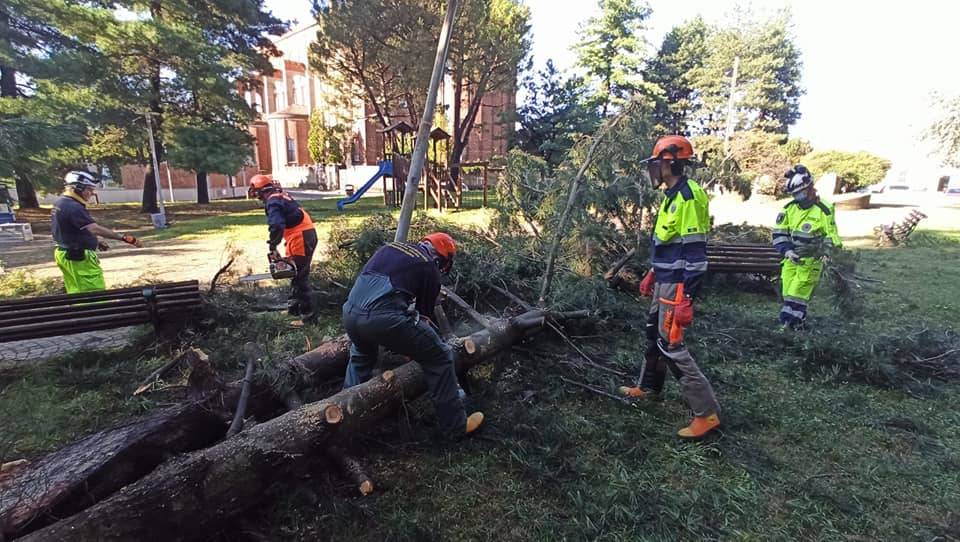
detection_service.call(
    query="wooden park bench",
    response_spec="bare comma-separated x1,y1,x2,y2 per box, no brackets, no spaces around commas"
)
706,243,782,275
0,280,203,343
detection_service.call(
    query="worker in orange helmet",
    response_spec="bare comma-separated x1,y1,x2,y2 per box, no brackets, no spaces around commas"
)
619,135,722,440
248,174,318,320
341,232,484,439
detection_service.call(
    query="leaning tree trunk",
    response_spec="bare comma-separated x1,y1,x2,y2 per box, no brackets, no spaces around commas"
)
13,176,39,209
195,171,209,204
19,309,587,542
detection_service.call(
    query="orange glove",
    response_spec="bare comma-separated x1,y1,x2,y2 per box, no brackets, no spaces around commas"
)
638,269,655,297
674,296,694,328
121,234,143,248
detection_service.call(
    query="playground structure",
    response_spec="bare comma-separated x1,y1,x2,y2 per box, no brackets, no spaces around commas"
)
336,121,496,211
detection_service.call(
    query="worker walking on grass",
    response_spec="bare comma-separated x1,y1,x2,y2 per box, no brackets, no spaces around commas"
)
248,174,318,320
51,171,143,294
773,165,842,328
341,233,484,439
619,136,722,440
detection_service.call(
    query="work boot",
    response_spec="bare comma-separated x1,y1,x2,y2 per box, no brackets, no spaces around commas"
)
618,386,661,400
677,413,720,439
465,411,485,434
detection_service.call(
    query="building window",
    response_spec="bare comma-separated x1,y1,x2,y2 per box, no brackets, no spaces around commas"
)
274,80,286,110
351,133,363,164
293,75,308,106
244,90,263,113
286,138,296,164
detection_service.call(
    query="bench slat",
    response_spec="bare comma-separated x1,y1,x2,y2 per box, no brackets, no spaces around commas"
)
0,284,199,313
0,300,201,341
0,281,202,343
0,281,199,309
0,299,148,323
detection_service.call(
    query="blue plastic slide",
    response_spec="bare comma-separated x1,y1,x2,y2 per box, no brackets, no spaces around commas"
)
336,160,393,210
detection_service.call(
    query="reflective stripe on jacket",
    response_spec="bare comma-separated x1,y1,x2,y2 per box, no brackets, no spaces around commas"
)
650,177,709,296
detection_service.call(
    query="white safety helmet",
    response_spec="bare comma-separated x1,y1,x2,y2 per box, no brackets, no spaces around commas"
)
64,170,101,189
784,164,813,194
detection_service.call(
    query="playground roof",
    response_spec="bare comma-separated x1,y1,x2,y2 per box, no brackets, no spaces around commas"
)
412,127,451,141
378,121,415,134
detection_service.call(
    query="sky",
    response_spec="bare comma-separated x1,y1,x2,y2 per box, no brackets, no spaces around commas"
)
265,0,960,168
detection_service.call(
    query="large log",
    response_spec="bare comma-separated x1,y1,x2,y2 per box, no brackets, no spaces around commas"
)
0,350,287,540
0,402,226,539
20,309,587,542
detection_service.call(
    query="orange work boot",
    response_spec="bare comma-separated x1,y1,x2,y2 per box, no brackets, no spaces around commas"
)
677,413,720,439
618,386,660,400
465,412,485,434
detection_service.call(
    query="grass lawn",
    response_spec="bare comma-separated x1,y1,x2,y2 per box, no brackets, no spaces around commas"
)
1,202,958,540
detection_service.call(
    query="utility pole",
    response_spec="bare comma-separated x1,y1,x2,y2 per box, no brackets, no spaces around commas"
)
394,0,459,242
145,111,167,228
723,56,740,154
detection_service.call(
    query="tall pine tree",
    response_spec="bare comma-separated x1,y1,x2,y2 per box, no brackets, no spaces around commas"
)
99,0,284,210
573,0,653,117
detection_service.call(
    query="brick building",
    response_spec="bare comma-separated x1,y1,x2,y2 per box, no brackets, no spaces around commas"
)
118,22,515,197
248,23,515,189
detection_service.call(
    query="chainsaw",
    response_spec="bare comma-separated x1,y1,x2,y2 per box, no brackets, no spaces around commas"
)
239,252,298,282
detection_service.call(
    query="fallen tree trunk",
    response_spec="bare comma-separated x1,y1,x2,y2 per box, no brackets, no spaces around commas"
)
1,350,287,540
20,309,588,542
0,402,226,539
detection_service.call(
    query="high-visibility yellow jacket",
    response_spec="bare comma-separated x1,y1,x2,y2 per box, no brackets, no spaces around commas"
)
772,199,842,257
650,177,710,295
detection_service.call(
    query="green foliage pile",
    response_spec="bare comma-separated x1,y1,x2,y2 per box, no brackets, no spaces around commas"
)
324,209,638,320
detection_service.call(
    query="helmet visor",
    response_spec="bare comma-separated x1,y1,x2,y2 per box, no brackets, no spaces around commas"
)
645,159,663,187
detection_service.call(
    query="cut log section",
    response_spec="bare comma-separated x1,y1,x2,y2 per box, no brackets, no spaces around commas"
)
18,309,588,542
326,448,375,496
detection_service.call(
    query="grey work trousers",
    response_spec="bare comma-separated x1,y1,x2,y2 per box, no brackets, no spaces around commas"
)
638,282,721,417
342,298,466,435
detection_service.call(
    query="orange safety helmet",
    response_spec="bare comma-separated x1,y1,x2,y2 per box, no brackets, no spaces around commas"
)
421,232,457,274
645,135,695,162
247,174,278,199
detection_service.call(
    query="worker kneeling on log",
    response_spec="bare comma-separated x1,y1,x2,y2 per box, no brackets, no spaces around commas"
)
772,165,842,328
52,171,143,294
248,174,318,320
619,136,721,440
342,233,484,438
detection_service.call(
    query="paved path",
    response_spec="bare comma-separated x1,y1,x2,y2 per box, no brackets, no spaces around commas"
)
0,327,136,368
